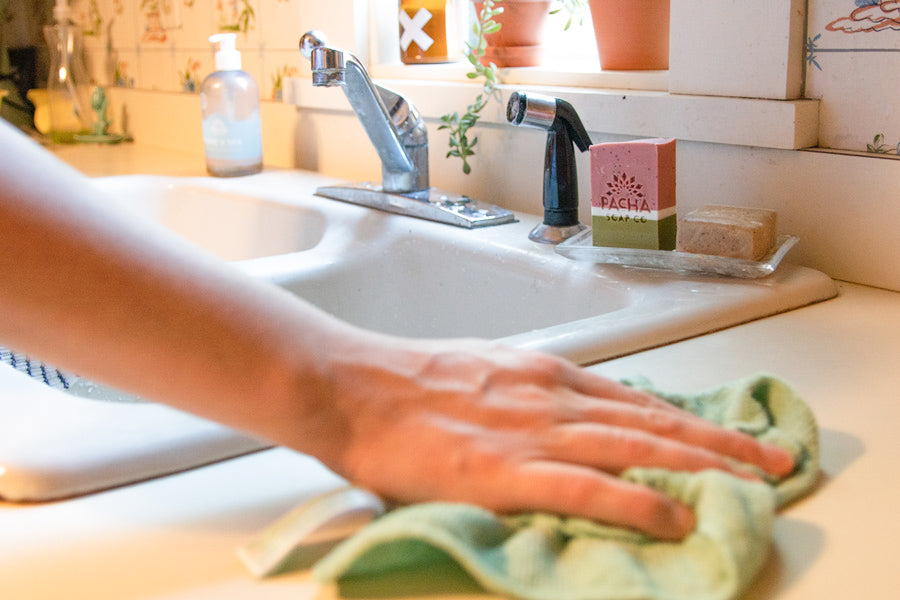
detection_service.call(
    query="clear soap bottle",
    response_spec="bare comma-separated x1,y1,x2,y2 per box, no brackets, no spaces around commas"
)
200,33,263,177
44,0,92,143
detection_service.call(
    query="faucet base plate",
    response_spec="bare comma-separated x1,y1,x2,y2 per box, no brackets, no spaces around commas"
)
315,183,516,228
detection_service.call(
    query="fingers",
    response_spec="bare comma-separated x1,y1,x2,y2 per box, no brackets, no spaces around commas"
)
542,422,770,482
562,400,795,477
519,355,795,477
500,461,696,540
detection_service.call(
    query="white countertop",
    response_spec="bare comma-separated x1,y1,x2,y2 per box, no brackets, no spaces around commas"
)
4,143,899,599
3,282,898,599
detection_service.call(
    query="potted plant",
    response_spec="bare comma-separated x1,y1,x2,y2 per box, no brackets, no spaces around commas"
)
440,0,558,174
551,0,588,30
438,0,503,175
588,0,670,70
439,0,668,174
474,0,553,68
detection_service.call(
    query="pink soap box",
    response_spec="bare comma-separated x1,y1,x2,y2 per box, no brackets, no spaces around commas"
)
590,138,676,250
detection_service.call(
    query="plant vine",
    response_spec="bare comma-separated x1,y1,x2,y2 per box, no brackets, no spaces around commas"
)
550,0,588,30
438,0,503,174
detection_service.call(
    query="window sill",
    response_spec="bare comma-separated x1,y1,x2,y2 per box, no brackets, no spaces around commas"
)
370,61,669,92
285,71,818,151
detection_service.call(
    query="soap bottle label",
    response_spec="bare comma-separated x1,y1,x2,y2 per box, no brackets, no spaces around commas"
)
202,112,263,162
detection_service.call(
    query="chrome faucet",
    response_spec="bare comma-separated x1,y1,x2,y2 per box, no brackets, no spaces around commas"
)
300,30,428,194
298,30,514,228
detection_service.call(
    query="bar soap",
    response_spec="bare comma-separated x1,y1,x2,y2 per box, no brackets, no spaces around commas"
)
676,205,777,260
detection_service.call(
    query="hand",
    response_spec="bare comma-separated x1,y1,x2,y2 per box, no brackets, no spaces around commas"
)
303,337,795,541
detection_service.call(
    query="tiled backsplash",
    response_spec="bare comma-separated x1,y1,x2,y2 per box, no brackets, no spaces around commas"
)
805,1,900,156
71,0,307,100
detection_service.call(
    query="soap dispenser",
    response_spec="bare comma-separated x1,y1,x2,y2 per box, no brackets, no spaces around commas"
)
201,33,262,177
44,0,92,143
506,91,592,244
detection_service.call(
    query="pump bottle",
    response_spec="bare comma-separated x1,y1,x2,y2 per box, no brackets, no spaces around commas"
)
201,34,263,177
44,0,92,143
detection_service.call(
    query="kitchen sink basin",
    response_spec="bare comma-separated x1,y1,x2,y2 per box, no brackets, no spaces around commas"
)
92,175,328,261
93,170,837,364
0,169,838,502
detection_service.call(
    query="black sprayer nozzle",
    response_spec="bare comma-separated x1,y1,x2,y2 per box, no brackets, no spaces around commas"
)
506,91,592,243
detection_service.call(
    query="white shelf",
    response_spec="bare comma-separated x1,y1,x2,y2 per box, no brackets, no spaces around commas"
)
285,76,819,150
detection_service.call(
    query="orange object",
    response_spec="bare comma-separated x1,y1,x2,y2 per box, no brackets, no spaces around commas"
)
588,0,670,70
400,0,457,64
475,0,551,68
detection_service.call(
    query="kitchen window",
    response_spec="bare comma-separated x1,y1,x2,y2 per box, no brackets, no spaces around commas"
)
288,0,815,151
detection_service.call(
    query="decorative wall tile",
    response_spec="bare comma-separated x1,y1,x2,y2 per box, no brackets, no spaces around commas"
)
112,49,138,88
215,0,260,47
258,0,304,50
174,52,206,92
169,1,216,49
806,0,900,154
263,50,304,100
139,47,177,91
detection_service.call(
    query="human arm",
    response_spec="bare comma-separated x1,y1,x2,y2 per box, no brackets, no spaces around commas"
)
0,122,793,540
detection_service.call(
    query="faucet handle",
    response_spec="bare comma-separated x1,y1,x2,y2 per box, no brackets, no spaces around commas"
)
299,30,328,59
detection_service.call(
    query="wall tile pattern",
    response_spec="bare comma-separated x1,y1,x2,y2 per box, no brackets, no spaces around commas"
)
805,0,900,155
71,0,306,100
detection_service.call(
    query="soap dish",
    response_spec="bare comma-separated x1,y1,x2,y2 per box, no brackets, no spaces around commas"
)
555,231,799,278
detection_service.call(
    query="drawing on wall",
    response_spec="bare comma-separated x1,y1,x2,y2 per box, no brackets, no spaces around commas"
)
826,0,900,33
808,0,900,70
805,1,900,156
141,1,169,42
808,0,900,69
217,0,256,34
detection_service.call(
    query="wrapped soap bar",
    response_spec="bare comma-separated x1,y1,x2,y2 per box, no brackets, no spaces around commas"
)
590,138,676,250
676,205,777,260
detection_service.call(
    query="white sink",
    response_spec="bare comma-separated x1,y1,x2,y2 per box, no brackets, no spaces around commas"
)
0,169,837,502
93,175,328,261
92,170,837,363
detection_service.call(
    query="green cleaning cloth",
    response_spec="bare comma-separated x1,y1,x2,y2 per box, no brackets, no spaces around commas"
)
313,374,819,600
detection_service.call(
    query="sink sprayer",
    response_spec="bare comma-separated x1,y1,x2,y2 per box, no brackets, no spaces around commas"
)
506,91,592,244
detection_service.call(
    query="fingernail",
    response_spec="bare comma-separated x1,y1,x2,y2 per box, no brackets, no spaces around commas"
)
673,504,697,537
767,446,796,477
656,503,696,541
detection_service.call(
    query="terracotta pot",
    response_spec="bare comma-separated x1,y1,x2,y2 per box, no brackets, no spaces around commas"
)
473,0,552,67
588,0,670,70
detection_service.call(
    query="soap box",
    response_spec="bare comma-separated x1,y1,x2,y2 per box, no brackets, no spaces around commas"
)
590,138,676,250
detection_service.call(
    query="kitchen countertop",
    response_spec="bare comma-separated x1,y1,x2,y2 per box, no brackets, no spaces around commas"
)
3,142,899,599
46,138,207,177
2,281,898,599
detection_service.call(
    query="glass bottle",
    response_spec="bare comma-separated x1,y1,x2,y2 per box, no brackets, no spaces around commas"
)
399,0,458,64
43,0,92,143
